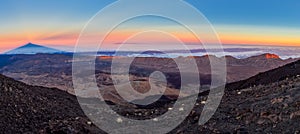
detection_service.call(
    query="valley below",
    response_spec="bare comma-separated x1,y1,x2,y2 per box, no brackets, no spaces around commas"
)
0,54,300,133
0,53,297,104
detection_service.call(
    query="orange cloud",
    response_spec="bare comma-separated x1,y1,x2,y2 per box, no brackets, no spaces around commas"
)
1,24,300,53
219,33,300,46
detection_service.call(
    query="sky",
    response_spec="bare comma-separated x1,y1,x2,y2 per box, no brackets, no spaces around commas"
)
0,0,300,52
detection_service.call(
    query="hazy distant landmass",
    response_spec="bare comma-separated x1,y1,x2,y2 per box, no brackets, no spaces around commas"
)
3,43,300,59
4,43,66,55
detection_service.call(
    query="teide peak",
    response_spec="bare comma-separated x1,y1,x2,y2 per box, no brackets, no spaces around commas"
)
4,43,65,55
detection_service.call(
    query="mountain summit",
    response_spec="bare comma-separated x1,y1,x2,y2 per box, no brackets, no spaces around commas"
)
264,53,280,59
4,43,65,55
248,53,281,60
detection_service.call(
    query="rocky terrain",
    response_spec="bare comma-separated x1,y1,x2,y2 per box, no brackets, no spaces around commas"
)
1,57,300,133
0,74,104,133
168,76,300,133
197,61,300,133
113,60,300,133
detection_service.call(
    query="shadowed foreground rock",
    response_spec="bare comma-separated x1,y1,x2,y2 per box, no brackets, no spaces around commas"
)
0,74,104,133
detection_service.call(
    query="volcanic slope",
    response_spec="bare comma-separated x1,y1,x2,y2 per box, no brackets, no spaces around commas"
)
0,74,104,133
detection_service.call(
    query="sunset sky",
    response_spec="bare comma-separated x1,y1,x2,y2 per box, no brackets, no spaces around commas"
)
1,0,300,52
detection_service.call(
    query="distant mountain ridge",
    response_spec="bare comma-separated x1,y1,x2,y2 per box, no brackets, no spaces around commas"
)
4,43,300,60
4,43,65,55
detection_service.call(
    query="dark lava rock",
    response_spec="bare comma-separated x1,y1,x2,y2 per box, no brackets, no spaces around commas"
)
0,74,104,133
